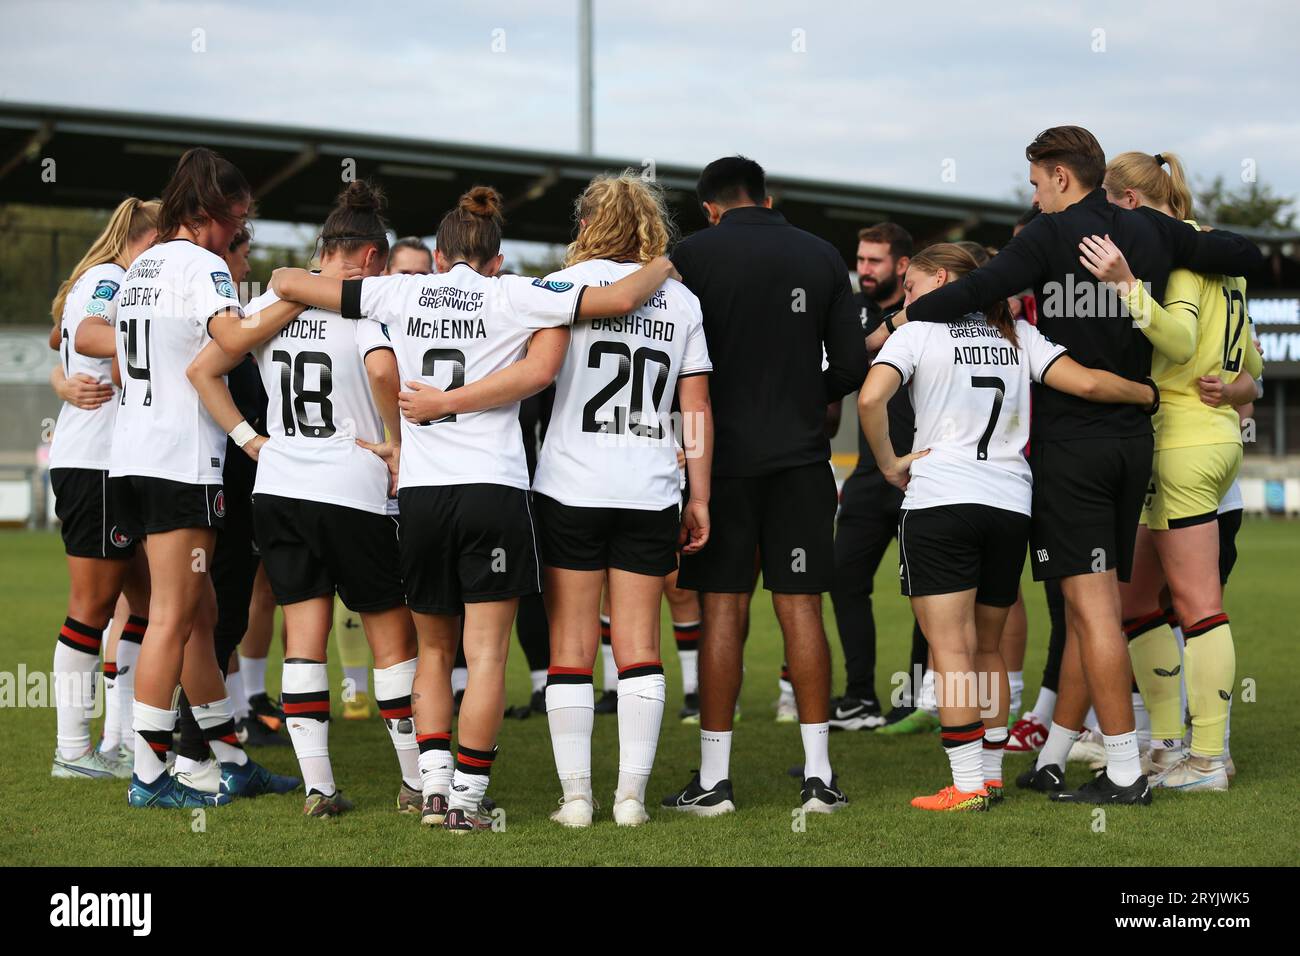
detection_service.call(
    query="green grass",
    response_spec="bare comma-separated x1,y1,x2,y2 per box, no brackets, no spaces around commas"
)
2,522,1297,866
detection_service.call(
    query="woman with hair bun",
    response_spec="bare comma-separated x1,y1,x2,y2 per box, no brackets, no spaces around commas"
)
272,183,677,832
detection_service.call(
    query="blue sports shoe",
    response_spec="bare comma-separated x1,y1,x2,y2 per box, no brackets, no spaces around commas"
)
128,773,232,808
220,759,301,797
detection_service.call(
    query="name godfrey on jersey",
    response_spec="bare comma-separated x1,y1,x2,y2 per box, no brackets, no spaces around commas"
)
409,285,488,338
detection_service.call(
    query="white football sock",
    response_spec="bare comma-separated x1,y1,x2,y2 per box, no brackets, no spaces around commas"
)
115,635,141,753
918,668,939,715
1084,707,1099,734
678,649,699,696
226,670,249,722
238,654,268,698
530,669,547,694
193,695,247,766
546,678,594,801
983,725,1009,782
1132,691,1151,751
617,671,665,803
417,736,454,798
449,767,491,812
451,666,468,696
282,661,334,796
100,667,121,753
1008,670,1024,718
946,737,985,793
54,629,100,760
1029,686,1057,725
373,659,420,788
777,677,794,697
1037,722,1081,770
132,700,176,784
800,721,832,784
1103,730,1142,787
700,729,732,790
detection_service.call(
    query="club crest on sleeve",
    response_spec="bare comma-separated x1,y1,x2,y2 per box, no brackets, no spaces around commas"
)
85,299,108,316
531,278,574,293
92,278,120,300
210,271,237,299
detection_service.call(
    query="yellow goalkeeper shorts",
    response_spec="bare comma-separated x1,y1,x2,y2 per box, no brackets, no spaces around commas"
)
1141,442,1241,531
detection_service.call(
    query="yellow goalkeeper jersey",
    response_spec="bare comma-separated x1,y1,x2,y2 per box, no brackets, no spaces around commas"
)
1124,221,1264,451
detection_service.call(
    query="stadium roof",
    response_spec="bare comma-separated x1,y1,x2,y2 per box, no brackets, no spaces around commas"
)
0,101,1030,258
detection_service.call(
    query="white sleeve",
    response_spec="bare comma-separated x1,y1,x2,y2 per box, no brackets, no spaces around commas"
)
72,273,122,340
1021,321,1068,383
357,274,413,322
873,323,921,384
356,317,394,361
190,257,243,328
680,302,712,377
501,274,584,331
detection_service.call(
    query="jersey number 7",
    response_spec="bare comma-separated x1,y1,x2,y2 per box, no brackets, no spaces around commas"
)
971,376,1006,461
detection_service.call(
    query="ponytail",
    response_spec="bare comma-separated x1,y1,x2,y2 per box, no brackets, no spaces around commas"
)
1104,150,1194,221
156,147,250,241
435,186,504,265
909,242,1018,347
51,197,159,327
565,170,675,267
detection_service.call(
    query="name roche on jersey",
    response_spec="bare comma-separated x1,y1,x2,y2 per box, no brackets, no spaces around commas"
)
279,317,328,340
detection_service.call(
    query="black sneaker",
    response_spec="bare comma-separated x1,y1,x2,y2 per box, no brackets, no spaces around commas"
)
801,776,848,813
661,772,736,816
1050,771,1152,805
594,689,619,715
443,805,492,833
678,692,700,722
505,689,545,720
1016,762,1066,792
420,792,448,827
247,692,285,732
880,704,916,727
828,696,885,731
237,715,291,747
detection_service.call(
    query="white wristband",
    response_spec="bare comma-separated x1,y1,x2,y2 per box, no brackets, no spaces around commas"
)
229,421,257,448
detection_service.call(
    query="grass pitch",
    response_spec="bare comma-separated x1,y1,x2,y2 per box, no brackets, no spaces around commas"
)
1,522,1297,866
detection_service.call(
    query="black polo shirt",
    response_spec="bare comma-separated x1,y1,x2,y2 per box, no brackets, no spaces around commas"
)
672,206,868,478
850,291,914,491
906,189,1263,441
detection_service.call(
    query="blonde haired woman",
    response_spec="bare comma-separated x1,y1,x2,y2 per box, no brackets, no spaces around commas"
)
47,197,158,780
1079,151,1264,792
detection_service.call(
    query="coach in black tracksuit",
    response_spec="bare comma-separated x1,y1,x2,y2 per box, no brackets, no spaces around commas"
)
878,127,1262,804
664,156,867,812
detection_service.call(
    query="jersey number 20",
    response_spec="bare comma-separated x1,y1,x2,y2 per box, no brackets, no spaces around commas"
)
582,342,671,439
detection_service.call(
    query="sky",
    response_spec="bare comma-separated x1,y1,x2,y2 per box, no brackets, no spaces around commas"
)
1,0,1296,237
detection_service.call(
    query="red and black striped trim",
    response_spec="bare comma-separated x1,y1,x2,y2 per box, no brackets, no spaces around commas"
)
780,662,791,683
673,622,701,650
1184,613,1229,641
377,695,412,720
201,718,242,749
57,617,103,654
940,721,985,749
417,732,451,753
455,744,497,776
103,661,118,680
1163,607,1178,626
138,728,172,756
547,665,593,686
1122,609,1168,642
982,734,1007,751
618,660,664,681
599,617,611,645
120,614,148,644
281,690,331,721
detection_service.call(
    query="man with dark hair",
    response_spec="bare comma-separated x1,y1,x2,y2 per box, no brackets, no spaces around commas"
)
871,125,1263,806
386,236,433,275
662,156,867,815
826,222,934,734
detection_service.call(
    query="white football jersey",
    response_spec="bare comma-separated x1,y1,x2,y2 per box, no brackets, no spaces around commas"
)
351,264,583,490
49,262,125,471
109,239,243,484
247,288,394,514
874,315,1066,516
532,259,711,510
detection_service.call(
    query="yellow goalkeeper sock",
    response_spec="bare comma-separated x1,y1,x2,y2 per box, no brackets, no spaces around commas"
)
1182,613,1235,758
1125,610,1184,744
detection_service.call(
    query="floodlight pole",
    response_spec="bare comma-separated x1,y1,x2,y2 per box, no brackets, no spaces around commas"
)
579,0,594,155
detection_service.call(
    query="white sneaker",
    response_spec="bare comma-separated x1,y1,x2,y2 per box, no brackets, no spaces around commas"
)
1153,754,1229,792
1068,728,1106,765
774,691,797,724
549,795,594,828
612,795,650,827
172,757,222,794
1141,746,1185,777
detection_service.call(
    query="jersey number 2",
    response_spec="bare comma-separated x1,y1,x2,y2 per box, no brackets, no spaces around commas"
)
419,348,465,424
